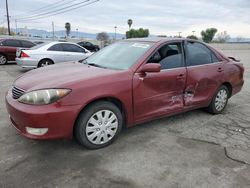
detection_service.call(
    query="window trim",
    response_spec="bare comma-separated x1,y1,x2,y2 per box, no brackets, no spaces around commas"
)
184,40,220,67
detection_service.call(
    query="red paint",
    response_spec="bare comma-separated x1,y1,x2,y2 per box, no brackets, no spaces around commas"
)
5,38,244,140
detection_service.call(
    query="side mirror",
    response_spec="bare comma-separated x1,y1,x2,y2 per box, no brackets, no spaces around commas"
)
140,63,161,73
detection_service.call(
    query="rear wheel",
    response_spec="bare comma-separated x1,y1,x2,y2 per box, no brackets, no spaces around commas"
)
207,85,229,114
38,59,53,68
0,54,7,65
75,101,123,149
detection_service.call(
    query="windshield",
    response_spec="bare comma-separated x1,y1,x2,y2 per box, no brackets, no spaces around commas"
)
85,41,152,70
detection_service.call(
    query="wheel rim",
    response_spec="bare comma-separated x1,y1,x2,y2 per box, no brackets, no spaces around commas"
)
86,110,118,145
0,55,7,64
41,61,50,67
215,89,228,111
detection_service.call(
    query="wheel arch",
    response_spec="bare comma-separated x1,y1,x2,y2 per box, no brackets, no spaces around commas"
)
73,96,128,137
222,82,232,98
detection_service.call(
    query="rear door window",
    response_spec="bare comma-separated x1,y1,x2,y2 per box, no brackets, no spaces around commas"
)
186,42,219,66
62,43,85,53
2,39,21,47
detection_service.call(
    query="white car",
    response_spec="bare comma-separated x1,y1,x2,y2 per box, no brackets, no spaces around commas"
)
16,41,93,68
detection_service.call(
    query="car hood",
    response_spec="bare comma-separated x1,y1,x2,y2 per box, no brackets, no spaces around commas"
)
14,62,124,91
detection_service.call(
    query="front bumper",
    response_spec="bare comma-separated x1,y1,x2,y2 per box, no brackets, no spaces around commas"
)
5,89,82,140
16,57,38,68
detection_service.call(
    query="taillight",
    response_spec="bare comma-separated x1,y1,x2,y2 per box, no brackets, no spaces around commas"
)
20,51,29,58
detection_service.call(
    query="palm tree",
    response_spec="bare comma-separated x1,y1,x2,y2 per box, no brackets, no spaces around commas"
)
127,19,133,30
65,22,71,37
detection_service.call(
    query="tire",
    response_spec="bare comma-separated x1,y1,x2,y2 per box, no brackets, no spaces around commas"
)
207,85,229,114
75,101,123,149
0,54,7,65
38,59,53,68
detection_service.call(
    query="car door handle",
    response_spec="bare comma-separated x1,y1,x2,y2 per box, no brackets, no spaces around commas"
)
217,67,224,72
177,74,185,79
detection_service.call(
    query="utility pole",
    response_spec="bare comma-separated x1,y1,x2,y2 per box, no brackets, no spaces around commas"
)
15,19,17,35
114,26,117,40
5,0,11,35
76,28,78,38
52,22,55,40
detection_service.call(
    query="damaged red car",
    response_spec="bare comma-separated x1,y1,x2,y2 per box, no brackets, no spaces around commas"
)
5,38,244,149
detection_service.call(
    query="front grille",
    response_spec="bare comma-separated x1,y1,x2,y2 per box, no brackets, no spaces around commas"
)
12,86,25,99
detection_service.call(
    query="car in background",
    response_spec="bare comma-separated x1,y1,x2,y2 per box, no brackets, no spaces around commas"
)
77,41,100,52
6,38,244,149
16,42,92,68
0,39,35,64
33,41,44,45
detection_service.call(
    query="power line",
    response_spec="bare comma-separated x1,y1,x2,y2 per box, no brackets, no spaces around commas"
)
14,0,78,19
17,0,95,21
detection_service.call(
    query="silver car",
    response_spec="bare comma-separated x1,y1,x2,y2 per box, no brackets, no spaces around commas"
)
16,42,93,68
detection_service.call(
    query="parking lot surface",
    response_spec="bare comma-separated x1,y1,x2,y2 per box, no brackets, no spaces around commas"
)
0,45,250,188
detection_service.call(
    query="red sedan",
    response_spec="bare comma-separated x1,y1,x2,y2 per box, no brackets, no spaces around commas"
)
5,38,244,149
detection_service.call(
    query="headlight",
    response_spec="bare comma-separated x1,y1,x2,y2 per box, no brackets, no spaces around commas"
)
18,89,71,105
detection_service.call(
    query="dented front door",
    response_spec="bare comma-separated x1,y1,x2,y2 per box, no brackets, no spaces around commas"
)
133,68,186,122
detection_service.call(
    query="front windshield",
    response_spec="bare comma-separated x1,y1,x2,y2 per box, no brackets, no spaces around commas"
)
85,41,152,70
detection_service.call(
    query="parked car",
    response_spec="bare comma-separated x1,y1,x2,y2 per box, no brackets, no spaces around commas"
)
77,41,100,52
0,39,35,64
6,38,244,149
16,42,92,68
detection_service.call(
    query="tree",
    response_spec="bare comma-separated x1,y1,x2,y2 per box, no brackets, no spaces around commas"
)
126,28,149,39
216,31,230,43
187,35,198,40
96,32,109,41
0,27,8,35
127,19,133,30
201,28,217,43
65,22,71,37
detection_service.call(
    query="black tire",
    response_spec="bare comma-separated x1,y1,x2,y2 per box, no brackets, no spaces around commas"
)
38,59,53,68
207,85,229,114
0,54,7,65
75,101,123,149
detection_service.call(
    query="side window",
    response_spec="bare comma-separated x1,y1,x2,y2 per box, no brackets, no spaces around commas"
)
186,42,219,66
21,40,35,48
2,39,21,47
48,44,63,51
62,44,85,53
147,42,183,70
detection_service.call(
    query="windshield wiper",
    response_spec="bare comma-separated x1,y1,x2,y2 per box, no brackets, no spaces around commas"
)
87,63,107,69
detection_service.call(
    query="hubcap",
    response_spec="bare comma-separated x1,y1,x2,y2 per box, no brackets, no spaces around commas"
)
86,110,118,145
215,89,228,111
0,55,7,64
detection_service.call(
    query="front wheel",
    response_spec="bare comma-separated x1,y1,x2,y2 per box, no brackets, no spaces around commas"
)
75,101,123,149
207,85,229,114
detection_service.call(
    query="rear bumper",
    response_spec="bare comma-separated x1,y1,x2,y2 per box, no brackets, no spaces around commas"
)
5,89,82,140
16,58,38,68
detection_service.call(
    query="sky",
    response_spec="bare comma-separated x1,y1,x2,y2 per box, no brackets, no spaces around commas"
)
0,0,250,38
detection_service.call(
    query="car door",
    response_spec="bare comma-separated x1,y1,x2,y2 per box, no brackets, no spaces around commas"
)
62,43,88,62
47,43,66,63
184,41,225,107
133,42,187,122
2,39,21,61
